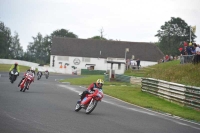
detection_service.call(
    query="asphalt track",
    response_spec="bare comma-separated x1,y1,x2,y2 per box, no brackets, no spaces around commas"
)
0,72,200,133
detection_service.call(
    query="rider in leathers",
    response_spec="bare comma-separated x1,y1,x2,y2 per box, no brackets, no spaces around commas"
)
18,67,35,89
78,79,104,103
9,62,20,79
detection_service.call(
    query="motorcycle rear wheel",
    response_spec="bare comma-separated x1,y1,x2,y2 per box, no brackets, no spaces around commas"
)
85,99,98,114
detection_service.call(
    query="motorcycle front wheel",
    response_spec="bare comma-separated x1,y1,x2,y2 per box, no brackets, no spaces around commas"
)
10,75,15,83
75,103,82,112
23,81,29,92
85,99,98,114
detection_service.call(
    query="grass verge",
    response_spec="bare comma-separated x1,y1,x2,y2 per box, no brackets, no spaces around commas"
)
60,75,200,122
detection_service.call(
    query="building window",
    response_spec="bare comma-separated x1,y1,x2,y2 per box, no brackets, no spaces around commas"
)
57,56,69,61
118,64,121,69
82,57,90,62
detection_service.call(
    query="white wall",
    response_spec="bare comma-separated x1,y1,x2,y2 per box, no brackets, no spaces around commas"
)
0,59,59,73
50,55,126,74
130,60,158,67
0,59,39,67
0,57,158,75
50,55,158,74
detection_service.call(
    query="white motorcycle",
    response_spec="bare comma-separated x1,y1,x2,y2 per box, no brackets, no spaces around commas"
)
10,69,19,83
44,72,49,79
37,72,42,80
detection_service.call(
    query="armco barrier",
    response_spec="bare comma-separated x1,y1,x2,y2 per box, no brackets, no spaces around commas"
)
115,74,130,83
104,74,142,84
142,78,200,110
81,69,106,75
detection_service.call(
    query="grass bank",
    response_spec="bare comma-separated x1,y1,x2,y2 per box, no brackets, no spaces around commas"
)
125,60,200,87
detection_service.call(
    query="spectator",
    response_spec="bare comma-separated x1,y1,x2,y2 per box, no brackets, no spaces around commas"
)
136,58,140,70
126,59,130,70
130,59,135,69
165,55,169,62
193,43,200,64
169,55,173,61
179,48,185,55
179,47,185,64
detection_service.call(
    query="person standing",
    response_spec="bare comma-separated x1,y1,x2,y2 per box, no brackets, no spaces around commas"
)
130,59,135,69
136,59,140,70
193,43,200,64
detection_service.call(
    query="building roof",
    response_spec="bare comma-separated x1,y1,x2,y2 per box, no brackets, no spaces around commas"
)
51,37,164,62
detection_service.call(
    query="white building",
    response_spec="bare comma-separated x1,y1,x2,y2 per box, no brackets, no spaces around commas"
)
50,37,164,75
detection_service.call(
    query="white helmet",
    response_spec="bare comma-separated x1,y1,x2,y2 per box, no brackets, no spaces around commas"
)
30,67,35,71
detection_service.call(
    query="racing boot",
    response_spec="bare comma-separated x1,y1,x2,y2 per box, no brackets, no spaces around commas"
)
18,80,22,87
77,99,81,104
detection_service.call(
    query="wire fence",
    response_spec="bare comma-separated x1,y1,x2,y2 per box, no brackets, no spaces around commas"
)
180,55,194,64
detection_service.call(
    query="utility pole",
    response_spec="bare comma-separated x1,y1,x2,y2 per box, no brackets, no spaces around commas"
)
99,27,105,40
190,26,191,43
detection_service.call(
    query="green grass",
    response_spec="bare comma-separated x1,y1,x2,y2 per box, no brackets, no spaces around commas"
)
125,60,200,87
104,86,200,122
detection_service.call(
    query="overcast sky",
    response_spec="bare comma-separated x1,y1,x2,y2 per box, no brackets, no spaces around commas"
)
0,0,200,51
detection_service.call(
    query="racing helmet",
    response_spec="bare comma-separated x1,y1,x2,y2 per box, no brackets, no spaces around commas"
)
96,79,104,87
30,67,35,72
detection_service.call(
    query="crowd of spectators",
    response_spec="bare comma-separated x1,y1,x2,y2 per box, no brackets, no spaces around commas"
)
159,42,200,64
126,58,141,70
178,42,200,64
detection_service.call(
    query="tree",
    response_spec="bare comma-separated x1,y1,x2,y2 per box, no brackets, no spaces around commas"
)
26,29,78,64
27,33,47,64
9,32,23,59
51,29,78,38
88,36,107,40
155,17,196,55
88,28,107,40
0,21,12,58
43,35,52,63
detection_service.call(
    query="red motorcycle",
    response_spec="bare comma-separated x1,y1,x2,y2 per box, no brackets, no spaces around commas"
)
75,88,104,114
20,72,34,92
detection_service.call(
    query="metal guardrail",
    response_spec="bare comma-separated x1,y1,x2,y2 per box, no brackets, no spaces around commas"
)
104,74,130,82
115,74,130,83
180,55,194,64
141,78,200,110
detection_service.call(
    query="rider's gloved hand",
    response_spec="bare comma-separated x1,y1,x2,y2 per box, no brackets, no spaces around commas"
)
88,90,93,94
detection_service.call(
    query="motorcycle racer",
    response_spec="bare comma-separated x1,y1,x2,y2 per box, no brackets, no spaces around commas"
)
18,67,35,89
78,79,104,103
37,71,43,77
9,62,20,79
